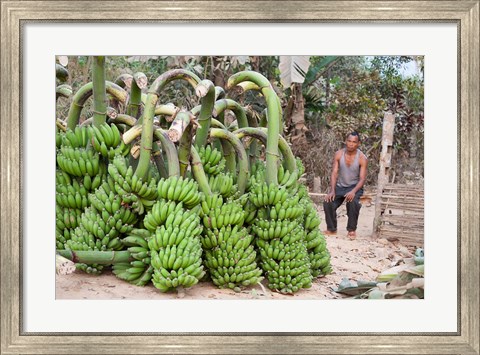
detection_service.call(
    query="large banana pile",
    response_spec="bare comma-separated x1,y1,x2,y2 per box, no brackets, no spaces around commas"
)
55,61,333,296
249,176,313,294
201,194,263,291
148,186,205,290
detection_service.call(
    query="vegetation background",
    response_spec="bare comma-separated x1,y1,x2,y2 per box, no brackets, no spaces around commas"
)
56,55,424,192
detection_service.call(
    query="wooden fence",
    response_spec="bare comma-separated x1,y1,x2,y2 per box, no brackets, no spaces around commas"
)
376,183,424,247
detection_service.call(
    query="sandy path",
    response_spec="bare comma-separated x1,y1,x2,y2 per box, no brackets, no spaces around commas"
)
56,203,414,300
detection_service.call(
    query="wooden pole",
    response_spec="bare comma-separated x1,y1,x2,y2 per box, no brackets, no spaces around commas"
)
373,112,395,237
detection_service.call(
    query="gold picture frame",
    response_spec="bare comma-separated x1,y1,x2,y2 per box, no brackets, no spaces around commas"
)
1,1,478,354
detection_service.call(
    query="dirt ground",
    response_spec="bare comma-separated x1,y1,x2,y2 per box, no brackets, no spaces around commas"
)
56,201,417,300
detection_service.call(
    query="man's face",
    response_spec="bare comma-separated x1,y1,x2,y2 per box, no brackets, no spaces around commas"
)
345,135,360,152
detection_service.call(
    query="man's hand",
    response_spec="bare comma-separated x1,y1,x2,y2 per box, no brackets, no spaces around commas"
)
325,191,335,203
344,190,356,202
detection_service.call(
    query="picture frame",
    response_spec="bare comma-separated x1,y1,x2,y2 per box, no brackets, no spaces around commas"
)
1,1,478,354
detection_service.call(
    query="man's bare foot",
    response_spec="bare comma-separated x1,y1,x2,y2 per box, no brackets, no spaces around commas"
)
347,231,356,240
323,230,337,236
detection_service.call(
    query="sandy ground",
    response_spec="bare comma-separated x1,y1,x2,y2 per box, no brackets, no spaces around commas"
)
56,201,417,300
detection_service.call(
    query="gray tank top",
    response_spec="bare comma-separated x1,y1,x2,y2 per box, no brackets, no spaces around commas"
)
337,149,361,187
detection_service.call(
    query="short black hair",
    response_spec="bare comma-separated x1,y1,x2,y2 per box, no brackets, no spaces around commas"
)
346,131,360,141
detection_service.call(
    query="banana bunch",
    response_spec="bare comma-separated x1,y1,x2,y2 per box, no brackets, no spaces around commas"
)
248,179,313,294
203,225,263,290
197,145,226,176
201,198,245,230
199,192,262,291
300,195,332,278
251,218,301,241
256,238,312,294
56,178,89,210
276,165,299,188
57,145,101,177
149,210,205,292
157,176,201,209
55,170,92,248
60,126,91,148
143,199,198,233
55,205,82,249
113,229,153,286
208,173,237,198
88,123,130,159
108,155,158,215
248,182,290,208
56,205,82,234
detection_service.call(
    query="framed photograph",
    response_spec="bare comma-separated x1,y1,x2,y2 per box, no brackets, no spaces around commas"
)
1,1,478,354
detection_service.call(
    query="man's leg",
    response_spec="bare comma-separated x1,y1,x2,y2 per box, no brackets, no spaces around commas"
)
345,189,363,233
323,195,345,233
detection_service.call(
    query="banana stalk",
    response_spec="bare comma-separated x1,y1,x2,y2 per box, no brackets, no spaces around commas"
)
193,79,216,149
209,128,249,195
214,99,255,165
176,112,196,177
234,127,297,174
212,86,226,152
168,111,194,143
58,250,132,264
66,81,127,130
114,73,133,89
153,128,180,177
127,72,147,120
213,99,249,129
56,84,72,101
155,104,180,122
227,71,281,185
92,56,107,128
190,146,212,195
134,92,158,179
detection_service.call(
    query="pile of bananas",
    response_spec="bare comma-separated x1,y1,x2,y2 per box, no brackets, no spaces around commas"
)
108,155,158,215
55,170,96,250
64,179,138,273
249,181,313,294
157,176,201,209
113,229,153,286
146,200,205,291
299,187,332,277
201,194,263,291
88,123,131,159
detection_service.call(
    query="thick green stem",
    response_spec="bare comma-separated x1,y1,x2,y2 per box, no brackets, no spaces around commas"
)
92,56,107,128
132,69,200,179
194,80,216,149
210,128,249,195
210,119,236,174
66,81,127,130
127,72,146,120
190,146,212,195
177,113,195,177
152,143,168,178
56,84,72,100
148,69,200,96
134,93,158,179
57,250,132,265
154,128,180,177
234,127,297,173
213,99,249,129
108,113,137,127
227,71,281,185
